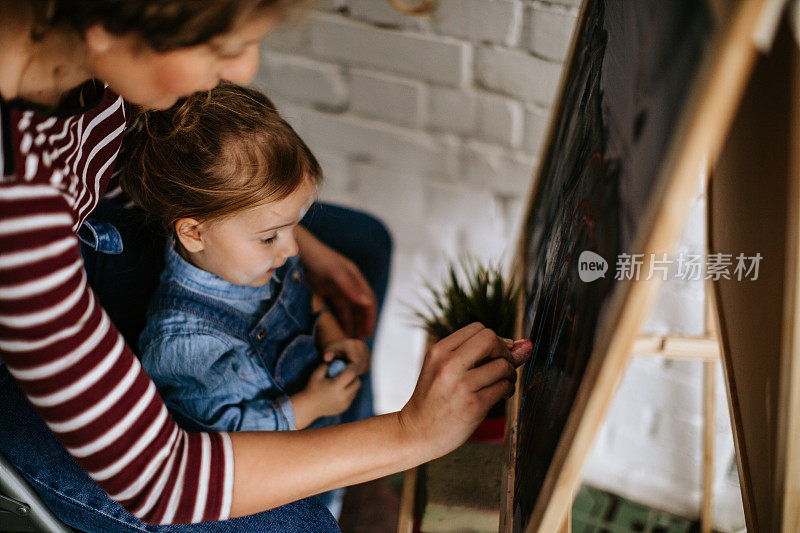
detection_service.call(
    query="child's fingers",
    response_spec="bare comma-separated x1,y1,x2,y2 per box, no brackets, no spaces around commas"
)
311,364,329,380
345,376,361,392
333,367,359,387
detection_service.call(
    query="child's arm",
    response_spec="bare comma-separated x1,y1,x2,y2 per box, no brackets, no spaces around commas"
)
312,292,346,347
290,364,361,429
312,293,371,375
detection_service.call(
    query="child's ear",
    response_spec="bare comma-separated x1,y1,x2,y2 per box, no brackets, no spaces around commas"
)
174,218,204,253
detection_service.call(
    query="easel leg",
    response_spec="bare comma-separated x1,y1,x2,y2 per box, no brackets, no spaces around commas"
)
397,467,418,533
701,360,716,533
700,281,719,533
558,497,571,533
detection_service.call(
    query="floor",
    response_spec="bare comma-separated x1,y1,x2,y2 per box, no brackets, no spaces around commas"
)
338,479,703,533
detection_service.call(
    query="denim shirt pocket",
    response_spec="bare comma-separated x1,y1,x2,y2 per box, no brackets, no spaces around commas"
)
272,334,319,394
78,217,123,254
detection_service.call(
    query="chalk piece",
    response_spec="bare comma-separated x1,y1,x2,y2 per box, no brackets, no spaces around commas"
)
327,359,347,378
420,442,503,533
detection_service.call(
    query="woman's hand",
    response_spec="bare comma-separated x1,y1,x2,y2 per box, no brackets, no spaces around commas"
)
322,338,371,375
398,323,533,458
296,226,377,339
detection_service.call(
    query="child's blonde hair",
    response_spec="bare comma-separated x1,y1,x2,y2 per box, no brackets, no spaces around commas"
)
121,83,322,231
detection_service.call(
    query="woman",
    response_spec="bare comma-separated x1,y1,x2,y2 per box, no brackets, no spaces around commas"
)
0,1,531,531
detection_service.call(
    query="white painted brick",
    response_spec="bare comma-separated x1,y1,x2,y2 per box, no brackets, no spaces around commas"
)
642,277,706,336
476,45,563,106
260,17,312,54
372,274,428,413
434,0,522,47
523,104,550,155
314,150,353,196
310,13,473,87
346,0,431,30
461,141,536,197
259,52,347,109
427,86,477,135
476,92,524,148
287,106,458,177
549,0,582,7
350,162,430,251
349,70,426,128
529,1,578,62
424,180,498,228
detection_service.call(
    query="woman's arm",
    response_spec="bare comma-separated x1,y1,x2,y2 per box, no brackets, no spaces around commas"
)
0,187,233,524
297,226,377,339
228,323,531,517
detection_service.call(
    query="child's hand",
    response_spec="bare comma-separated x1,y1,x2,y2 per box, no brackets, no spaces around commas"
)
291,364,361,428
322,338,370,375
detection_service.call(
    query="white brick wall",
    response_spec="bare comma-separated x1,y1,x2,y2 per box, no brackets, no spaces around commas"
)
528,1,578,61
254,2,744,530
434,0,523,47
349,70,427,127
310,13,473,86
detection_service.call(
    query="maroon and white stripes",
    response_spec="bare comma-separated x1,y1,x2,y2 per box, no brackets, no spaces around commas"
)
0,84,234,524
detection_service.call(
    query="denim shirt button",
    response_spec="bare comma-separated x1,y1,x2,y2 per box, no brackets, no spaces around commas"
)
292,271,301,283
256,328,266,341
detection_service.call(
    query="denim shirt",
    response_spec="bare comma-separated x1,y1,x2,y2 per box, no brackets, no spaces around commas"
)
139,243,323,433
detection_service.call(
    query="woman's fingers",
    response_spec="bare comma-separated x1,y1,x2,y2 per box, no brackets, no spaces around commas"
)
475,378,516,407
429,323,486,356
466,356,516,391
449,327,521,371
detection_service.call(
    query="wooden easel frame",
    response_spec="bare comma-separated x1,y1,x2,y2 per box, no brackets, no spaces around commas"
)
501,1,777,532
707,17,800,531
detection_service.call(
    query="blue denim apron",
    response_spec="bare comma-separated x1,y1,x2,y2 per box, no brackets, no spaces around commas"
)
147,259,340,432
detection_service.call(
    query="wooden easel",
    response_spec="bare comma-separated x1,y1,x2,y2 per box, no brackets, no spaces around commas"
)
501,1,800,532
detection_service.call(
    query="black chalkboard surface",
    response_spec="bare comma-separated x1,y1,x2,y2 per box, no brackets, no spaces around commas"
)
511,1,713,531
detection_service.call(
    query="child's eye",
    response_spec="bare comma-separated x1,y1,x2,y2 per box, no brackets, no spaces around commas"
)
262,235,277,246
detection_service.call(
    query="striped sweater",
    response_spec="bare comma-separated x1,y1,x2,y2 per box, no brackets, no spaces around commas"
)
0,81,234,524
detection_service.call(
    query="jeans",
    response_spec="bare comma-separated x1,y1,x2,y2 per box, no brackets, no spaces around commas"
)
0,200,393,532
0,367,340,532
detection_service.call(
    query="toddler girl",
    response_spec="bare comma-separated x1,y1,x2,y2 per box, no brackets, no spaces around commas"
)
121,84,370,514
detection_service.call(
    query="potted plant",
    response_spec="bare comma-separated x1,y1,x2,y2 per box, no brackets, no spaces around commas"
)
414,256,521,440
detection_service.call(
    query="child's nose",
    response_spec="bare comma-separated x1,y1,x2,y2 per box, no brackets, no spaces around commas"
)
281,234,299,259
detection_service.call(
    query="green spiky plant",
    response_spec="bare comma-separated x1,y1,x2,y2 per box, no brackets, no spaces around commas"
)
414,256,521,421
415,256,520,341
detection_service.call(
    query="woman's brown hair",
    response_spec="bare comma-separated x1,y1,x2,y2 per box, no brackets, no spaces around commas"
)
120,84,322,232
21,0,304,50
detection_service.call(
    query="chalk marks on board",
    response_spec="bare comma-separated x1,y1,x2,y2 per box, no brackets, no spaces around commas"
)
513,0,710,530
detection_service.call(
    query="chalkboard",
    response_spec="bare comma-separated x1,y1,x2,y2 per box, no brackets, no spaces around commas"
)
507,0,733,531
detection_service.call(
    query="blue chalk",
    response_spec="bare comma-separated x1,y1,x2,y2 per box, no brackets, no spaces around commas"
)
327,359,347,378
